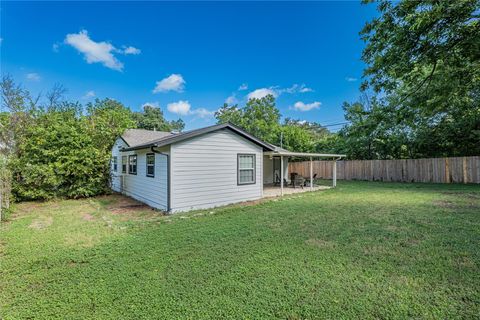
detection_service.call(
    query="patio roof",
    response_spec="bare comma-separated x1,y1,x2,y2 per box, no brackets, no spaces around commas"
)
264,150,346,158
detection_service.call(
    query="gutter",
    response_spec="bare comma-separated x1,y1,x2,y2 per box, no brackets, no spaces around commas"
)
150,145,171,213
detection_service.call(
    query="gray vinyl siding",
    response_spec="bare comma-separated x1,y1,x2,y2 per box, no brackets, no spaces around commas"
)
170,129,263,212
111,138,168,211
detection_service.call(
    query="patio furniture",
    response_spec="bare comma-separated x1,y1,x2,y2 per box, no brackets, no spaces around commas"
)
292,175,305,189
304,173,317,186
275,173,289,187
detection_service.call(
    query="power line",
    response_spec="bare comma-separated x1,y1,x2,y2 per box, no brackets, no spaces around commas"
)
320,121,350,128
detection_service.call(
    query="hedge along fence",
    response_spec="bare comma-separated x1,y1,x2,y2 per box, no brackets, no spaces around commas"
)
288,156,480,184
0,158,12,220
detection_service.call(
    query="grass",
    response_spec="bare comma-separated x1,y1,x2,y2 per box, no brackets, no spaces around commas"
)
1,181,479,319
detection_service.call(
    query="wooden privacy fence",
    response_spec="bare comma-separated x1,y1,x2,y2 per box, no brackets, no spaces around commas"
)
289,156,480,184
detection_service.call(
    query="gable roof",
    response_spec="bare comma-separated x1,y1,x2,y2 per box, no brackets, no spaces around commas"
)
121,123,275,151
120,129,173,147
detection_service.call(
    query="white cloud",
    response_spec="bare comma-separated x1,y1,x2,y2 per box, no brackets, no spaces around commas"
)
83,90,96,99
142,101,160,108
64,30,124,71
298,85,314,93
191,108,214,118
345,77,358,82
123,46,141,55
280,83,313,94
167,100,191,115
238,83,248,91
247,83,313,100
26,73,41,81
52,43,60,52
247,88,278,100
225,95,238,105
293,101,321,112
167,100,214,118
153,74,185,93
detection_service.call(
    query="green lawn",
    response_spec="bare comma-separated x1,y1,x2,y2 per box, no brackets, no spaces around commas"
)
1,181,479,319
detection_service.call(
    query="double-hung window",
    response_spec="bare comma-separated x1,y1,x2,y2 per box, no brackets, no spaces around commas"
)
237,154,255,185
128,155,137,175
122,156,127,173
112,156,118,172
146,153,155,177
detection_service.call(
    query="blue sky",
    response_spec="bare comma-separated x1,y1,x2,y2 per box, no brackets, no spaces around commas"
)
0,1,378,130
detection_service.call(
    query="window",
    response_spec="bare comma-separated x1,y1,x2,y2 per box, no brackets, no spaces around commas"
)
237,154,255,185
112,156,118,172
128,155,137,175
146,153,155,177
122,156,127,173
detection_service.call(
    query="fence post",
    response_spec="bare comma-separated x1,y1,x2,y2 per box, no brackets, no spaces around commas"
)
309,157,313,191
332,160,337,188
280,155,284,196
463,157,468,184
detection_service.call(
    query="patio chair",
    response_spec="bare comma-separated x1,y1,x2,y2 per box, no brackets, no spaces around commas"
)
304,173,318,186
275,173,289,187
292,176,305,189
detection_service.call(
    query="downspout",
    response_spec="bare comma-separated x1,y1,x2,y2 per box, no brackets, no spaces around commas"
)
151,145,171,213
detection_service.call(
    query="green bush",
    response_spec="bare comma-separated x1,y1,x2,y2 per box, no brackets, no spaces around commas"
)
9,100,134,201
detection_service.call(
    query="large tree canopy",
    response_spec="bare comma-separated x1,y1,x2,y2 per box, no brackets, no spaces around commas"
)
215,95,333,153
132,104,185,132
216,95,281,144
340,0,480,159
0,76,184,200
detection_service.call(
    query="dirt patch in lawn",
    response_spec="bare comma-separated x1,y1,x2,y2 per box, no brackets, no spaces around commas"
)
82,213,95,221
28,216,53,229
305,238,335,249
442,192,480,199
433,200,457,209
106,196,153,215
433,199,480,211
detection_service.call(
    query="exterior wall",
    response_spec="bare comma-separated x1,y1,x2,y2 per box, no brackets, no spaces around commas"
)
111,138,169,211
263,156,273,184
170,129,263,212
263,156,289,184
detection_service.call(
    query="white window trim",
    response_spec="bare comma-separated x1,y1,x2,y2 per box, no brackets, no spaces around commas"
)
237,154,256,185
146,153,155,178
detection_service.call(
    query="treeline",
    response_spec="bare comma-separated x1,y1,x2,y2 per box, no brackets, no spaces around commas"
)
340,0,480,159
218,0,479,160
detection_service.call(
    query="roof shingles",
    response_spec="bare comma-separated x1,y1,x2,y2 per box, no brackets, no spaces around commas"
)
121,129,172,147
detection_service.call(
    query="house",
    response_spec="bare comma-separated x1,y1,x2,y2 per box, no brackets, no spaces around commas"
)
111,123,344,213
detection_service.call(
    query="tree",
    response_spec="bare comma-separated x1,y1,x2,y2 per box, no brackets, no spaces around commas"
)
0,75,36,156
1,77,140,201
361,0,479,105
86,99,136,152
215,95,281,145
337,0,480,159
133,104,185,132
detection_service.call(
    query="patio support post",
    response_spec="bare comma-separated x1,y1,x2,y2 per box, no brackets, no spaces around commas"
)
309,156,313,191
332,159,337,188
280,155,284,196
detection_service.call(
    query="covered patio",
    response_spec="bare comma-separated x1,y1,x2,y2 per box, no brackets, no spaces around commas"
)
262,149,346,197
263,184,331,198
